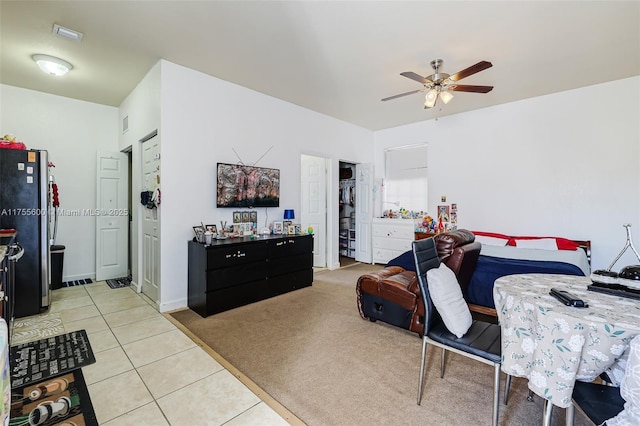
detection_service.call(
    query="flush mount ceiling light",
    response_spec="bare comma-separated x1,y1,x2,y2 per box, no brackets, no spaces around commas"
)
32,54,73,76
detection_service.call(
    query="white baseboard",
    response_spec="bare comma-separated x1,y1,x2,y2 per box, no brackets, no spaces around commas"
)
159,298,188,313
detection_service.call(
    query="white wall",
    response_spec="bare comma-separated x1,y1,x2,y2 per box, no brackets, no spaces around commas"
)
0,84,119,281
374,76,640,271
118,62,161,292
158,60,373,311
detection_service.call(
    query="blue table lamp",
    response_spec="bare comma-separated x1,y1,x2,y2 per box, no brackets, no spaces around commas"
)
284,209,295,220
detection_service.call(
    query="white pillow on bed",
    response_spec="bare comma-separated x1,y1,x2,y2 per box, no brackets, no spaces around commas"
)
427,263,472,338
514,238,558,250
475,235,509,246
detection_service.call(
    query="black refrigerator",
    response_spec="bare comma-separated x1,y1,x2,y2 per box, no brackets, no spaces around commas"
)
0,149,51,318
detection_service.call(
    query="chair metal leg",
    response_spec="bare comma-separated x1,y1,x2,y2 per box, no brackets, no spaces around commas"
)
440,347,446,378
504,374,512,405
542,399,553,426
493,364,501,426
565,402,575,426
417,337,428,405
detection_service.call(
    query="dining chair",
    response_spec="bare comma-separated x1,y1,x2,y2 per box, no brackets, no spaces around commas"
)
564,333,640,426
412,237,508,426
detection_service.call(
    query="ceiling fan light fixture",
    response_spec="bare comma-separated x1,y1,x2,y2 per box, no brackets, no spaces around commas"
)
32,54,73,76
440,90,454,104
425,89,438,108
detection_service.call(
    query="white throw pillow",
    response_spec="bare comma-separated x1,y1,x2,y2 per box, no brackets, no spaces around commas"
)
427,262,473,338
514,238,558,250
475,235,509,246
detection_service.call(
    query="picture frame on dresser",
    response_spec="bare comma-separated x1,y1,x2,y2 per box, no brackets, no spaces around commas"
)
273,221,283,234
193,226,205,242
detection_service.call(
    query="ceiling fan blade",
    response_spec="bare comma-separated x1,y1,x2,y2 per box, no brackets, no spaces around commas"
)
450,85,494,93
400,71,427,84
381,89,423,101
449,61,493,82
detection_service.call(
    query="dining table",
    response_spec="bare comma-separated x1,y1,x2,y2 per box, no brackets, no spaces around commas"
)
493,273,640,421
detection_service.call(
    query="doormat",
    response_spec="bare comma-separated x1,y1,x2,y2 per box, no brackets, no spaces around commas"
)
106,276,131,289
10,330,95,389
61,278,93,287
10,369,98,426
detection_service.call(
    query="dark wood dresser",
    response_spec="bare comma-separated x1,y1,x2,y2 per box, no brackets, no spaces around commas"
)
187,234,313,317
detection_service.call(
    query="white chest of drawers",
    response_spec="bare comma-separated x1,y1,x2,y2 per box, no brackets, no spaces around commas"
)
371,218,416,264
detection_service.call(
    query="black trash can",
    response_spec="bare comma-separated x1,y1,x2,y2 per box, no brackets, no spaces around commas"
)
50,244,65,290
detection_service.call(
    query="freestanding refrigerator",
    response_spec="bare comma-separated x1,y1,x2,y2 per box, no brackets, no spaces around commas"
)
0,149,51,318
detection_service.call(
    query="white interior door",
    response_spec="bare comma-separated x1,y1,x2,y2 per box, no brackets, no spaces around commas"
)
355,163,373,263
300,155,327,267
96,151,128,281
141,134,160,303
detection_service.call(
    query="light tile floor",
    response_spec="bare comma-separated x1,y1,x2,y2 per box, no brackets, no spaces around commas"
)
11,281,295,425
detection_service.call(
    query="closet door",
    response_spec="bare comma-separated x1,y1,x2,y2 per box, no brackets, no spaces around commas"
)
355,163,373,263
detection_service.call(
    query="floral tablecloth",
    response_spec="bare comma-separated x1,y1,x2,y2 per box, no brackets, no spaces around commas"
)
493,274,640,408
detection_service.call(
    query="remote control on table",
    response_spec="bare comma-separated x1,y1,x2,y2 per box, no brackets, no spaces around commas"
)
550,288,589,308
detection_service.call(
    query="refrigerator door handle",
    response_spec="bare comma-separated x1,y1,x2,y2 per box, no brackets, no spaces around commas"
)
8,243,24,262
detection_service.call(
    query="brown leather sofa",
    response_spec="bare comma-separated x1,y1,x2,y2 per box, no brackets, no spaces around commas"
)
356,229,481,335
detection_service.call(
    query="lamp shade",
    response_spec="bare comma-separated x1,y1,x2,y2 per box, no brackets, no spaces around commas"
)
439,90,454,104
284,209,295,220
424,89,438,108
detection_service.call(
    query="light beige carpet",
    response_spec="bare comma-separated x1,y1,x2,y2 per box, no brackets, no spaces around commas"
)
172,263,589,426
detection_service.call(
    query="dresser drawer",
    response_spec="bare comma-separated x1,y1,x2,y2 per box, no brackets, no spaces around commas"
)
373,247,405,265
372,223,414,240
207,242,268,269
268,235,313,258
207,261,268,291
372,237,412,252
268,252,313,276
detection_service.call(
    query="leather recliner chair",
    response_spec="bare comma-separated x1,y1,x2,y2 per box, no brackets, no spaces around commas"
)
356,229,481,335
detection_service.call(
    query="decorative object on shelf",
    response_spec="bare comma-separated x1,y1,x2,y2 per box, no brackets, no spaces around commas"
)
193,226,205,243
284,209,295,220
437,205,450,222
242,211,250,222
219,221,228,238
273,221,283,235
287,225,296,235
233,211,241,223
250,211,258,223
204,225,217,245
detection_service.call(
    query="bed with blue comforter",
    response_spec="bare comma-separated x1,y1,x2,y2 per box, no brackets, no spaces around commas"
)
466,244,591,309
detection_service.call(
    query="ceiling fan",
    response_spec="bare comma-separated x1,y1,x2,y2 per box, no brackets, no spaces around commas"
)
382,59,493,108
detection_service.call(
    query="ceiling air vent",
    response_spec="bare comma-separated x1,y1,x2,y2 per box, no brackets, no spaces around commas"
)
122,116,129,134
52,24,83,42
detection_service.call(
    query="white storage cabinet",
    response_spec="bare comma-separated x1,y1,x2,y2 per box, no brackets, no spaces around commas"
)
371,218,415,264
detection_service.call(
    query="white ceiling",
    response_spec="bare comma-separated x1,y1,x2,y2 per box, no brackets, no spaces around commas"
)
1,1,638,131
